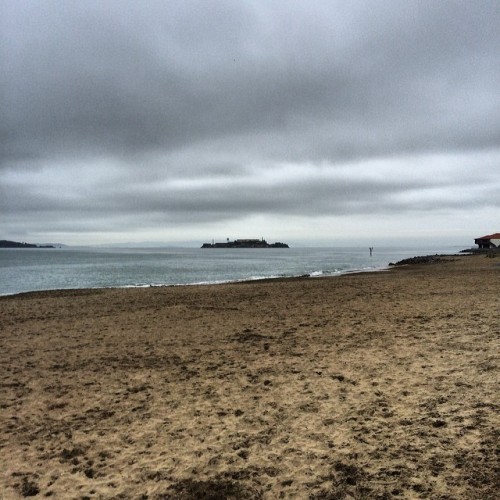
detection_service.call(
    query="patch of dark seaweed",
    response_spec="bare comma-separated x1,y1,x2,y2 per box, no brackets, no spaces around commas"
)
156,477,262,499
310,461,392,500
234,328,271,343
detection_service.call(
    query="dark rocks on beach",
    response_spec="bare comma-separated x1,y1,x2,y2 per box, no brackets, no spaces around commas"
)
389,255,446,266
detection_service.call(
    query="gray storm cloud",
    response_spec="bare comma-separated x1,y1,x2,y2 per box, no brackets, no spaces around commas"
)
1,0,499,244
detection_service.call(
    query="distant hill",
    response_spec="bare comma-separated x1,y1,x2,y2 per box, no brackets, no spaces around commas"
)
0,240,55,248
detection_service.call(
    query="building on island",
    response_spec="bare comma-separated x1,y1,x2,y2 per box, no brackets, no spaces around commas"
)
474,233,500,249
201,238,289,248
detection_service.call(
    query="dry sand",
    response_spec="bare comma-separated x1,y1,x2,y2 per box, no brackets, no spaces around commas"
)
1,254,498,499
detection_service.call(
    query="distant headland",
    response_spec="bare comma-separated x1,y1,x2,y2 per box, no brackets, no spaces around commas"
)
0,239,55,249
201,238,289,249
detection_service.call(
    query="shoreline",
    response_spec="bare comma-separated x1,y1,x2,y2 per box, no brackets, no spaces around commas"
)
0,266,385,299
1,253,498,498
0,252,466,299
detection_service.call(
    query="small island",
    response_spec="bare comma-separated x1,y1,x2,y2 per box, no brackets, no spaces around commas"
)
201,238,289,249
0,239,55,248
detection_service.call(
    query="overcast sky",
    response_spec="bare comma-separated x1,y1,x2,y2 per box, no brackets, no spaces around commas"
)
1,0,499,246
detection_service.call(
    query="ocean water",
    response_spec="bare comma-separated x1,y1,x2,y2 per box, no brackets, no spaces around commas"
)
0,245,463,296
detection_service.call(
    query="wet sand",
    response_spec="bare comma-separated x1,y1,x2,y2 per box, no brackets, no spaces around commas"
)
1,255,498,499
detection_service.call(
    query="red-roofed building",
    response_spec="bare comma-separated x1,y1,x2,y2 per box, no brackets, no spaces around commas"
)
474,233,500,249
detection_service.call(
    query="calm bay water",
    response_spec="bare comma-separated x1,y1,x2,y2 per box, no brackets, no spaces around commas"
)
0,245,463,296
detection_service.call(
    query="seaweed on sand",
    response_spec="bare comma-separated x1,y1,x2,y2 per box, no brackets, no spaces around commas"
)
156,477,263,499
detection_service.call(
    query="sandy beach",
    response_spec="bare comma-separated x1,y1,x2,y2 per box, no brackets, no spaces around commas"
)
1,254,498,499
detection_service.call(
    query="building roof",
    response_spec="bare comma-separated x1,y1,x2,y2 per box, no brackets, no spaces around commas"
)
476,233,500,240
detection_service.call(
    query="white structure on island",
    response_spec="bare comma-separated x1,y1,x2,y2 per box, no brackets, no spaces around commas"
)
474,233,500,249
